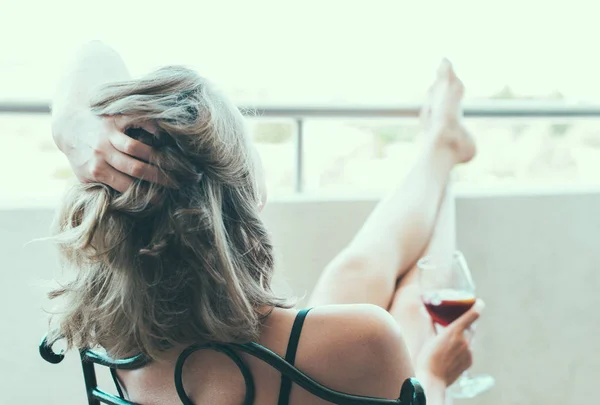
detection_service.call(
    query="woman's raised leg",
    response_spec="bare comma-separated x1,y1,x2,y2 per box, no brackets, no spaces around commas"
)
309,59,474,309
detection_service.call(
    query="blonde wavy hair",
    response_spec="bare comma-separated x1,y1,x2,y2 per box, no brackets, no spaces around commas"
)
48,66,287,359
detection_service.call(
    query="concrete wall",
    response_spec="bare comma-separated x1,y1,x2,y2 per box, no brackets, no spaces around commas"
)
1,193,598,404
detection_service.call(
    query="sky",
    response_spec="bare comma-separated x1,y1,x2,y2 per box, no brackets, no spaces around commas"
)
1,0,599,104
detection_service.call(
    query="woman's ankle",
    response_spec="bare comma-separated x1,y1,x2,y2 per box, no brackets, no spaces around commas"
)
421,142,459,175
425,121,476,166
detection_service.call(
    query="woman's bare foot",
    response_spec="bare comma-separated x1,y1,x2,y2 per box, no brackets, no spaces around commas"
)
421,59,476,164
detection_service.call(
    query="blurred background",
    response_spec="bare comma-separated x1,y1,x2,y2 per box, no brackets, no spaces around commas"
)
1,1,598,404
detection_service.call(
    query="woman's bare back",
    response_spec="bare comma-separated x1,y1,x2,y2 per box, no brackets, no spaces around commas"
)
117,305,414,405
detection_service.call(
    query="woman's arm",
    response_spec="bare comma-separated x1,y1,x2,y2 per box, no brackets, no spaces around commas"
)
51,41,163,192
51,41,130,126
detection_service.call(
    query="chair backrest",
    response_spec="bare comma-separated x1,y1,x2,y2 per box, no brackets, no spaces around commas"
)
39,335,425,405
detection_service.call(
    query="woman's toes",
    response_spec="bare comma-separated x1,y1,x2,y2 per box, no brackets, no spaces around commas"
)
450,78,465,101
437,58,461,87
437,58,451,78
447,65,458,83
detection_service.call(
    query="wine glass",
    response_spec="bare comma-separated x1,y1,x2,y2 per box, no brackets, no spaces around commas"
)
418,250,495,399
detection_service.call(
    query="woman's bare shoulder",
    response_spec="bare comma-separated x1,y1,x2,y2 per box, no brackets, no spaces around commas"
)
285,304,415,400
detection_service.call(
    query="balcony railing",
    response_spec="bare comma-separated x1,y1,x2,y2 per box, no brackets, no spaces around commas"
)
3,101,600,192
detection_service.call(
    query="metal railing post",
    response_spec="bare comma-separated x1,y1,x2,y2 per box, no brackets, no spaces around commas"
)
295,118,304,193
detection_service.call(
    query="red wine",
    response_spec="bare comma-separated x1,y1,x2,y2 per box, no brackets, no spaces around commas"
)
422,289,476,327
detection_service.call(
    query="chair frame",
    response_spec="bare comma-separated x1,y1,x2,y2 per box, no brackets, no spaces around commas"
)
39,335,425,405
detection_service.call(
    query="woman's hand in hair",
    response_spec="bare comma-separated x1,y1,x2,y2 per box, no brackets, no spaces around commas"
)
52,108,168,192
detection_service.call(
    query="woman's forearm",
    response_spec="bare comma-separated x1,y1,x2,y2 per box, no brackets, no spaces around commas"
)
52,41,130,113
51,41,130,149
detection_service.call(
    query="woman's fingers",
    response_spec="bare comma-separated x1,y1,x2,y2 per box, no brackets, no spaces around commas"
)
89,161,135,193
109,130,154,162
107,126,175,187
450,299,484,334
103,147,168,185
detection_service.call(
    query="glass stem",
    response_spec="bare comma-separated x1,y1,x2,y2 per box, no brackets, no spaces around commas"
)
458,324,476,381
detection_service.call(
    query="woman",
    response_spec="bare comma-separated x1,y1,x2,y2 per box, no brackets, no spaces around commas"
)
49,41,482,405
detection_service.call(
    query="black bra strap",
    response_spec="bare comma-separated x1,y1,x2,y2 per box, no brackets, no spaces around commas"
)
278,308,312,405
110,368,126,399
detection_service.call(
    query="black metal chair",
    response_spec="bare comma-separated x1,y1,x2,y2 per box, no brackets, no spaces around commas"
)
39,335,425,405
